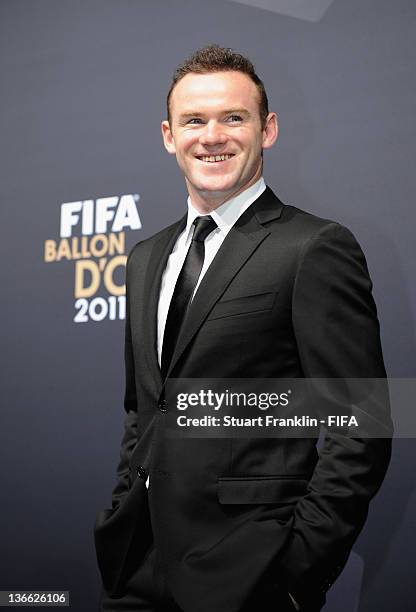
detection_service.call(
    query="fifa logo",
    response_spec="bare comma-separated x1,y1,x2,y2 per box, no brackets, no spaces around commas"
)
44,194,142,323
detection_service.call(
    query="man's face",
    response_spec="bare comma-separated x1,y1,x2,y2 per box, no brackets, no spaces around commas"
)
161,71,277,210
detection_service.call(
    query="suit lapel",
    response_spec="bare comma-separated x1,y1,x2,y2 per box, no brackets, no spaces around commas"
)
142,215,187,390
164,187,284,380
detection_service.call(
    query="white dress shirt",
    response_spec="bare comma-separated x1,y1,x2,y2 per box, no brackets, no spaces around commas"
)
156,177,266,367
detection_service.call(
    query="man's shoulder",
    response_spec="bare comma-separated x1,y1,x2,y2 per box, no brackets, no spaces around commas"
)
258,186,345,238
283,203,346,236
266,187,351,248
259,188,363,265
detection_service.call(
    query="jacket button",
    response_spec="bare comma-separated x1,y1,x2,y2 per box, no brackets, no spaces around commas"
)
136,465,147,480
158,399,168,412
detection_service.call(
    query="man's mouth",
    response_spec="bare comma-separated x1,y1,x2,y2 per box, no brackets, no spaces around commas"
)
196,154,235,163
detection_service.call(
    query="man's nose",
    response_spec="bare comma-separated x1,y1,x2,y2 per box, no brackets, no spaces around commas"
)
199,121,227,146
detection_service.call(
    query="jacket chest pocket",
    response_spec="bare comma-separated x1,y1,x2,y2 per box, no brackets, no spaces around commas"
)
206,291,277,322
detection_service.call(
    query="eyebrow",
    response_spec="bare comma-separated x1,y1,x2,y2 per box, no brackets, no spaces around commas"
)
177,108,252,119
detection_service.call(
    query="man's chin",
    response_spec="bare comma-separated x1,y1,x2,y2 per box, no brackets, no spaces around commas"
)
196,187,239,206
185,175,251,208
193,180,239,198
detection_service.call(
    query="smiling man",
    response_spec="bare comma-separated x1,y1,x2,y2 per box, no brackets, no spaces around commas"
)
161,68,277,212
95,45,391,612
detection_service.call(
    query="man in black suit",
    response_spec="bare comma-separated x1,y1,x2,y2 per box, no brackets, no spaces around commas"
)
95,45,392,612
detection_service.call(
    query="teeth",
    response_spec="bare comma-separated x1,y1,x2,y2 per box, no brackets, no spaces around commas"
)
199,154,233,163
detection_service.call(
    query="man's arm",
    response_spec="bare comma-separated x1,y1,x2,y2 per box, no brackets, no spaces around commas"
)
280,223,392,608
109,251,139,509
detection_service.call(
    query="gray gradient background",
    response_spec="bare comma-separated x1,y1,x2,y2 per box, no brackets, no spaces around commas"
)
0,0,415,610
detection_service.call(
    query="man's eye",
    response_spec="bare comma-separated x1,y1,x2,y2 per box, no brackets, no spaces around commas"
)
227,115,243,122
187,118,203,124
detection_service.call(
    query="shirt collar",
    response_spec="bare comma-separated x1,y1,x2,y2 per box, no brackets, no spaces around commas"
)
185,177,266,239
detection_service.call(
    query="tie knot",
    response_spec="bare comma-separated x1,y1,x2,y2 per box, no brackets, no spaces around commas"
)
192,216,217,243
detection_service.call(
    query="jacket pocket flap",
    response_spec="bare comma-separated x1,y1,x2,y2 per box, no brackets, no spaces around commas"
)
208,292,277,321
217,476,308,504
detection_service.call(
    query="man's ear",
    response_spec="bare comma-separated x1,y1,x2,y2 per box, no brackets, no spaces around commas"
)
161,120,176,154
262,112,278,150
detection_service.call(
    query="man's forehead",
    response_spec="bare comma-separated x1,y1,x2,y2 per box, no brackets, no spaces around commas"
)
174,70,256,93
170,71,260,111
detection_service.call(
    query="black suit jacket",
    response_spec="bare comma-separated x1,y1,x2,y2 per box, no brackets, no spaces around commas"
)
94,187,392,612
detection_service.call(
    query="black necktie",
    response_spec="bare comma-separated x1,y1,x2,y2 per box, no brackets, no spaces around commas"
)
161,215,217,378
